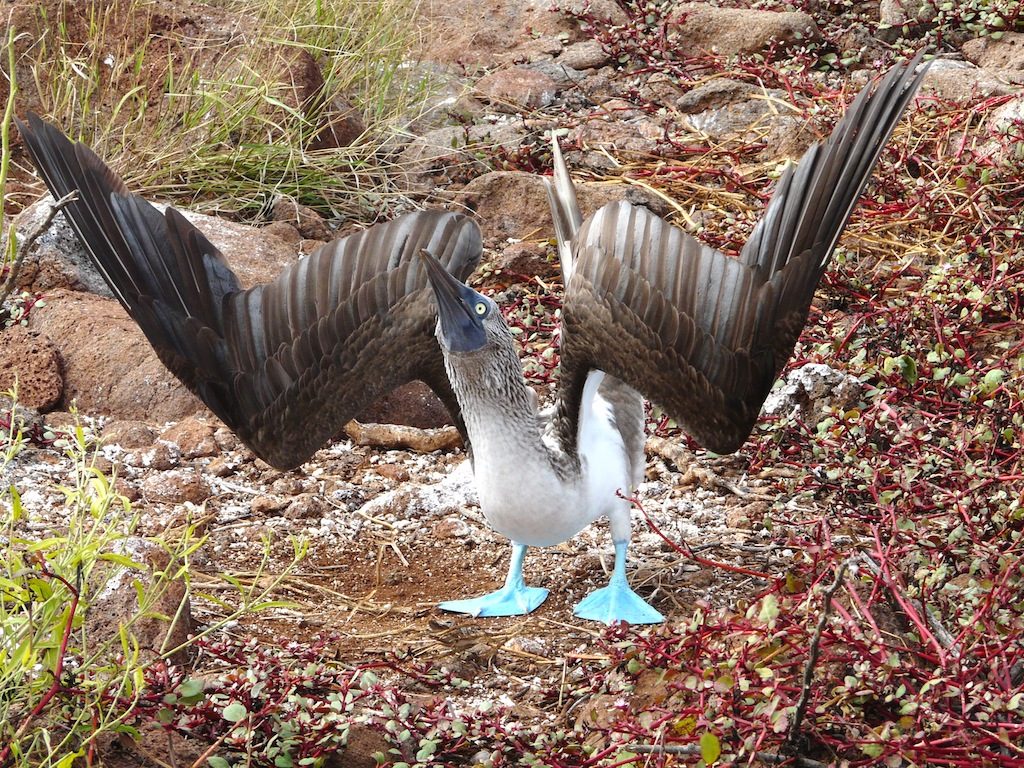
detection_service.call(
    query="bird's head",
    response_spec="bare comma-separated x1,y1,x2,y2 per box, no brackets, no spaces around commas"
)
420,249,503,355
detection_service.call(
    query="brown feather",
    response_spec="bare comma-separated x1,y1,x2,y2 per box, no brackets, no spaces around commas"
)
17,113,482,469
555,54,929,454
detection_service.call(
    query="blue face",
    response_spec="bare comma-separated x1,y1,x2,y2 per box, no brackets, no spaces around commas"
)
420,251,490,353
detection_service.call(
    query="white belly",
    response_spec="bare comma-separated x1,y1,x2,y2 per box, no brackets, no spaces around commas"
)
471,371,633,547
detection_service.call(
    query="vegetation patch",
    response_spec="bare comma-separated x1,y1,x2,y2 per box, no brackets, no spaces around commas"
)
7,0,434,220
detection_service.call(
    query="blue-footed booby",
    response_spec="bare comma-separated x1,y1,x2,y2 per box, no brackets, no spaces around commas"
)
17,53,927,625
419,54,930,624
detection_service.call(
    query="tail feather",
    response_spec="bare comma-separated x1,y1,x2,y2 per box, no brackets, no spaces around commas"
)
544,136,583,281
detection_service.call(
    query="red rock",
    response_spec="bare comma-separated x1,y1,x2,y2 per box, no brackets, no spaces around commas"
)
495,241,556,278
102,420,158,449
205,456,236,477
27,290,205,423
160,417,220,459
475,66,561,111
279,48,366,150
433,515,473,539
284,493,328,520
141,469,211,505
462,170,668,246
251,494,290,516
86,536,194,663
671,4,820,56
0,325,63,410
124,441,180,471
417,0,587,69
270,198,332,241
374,463,411,483
964,32,1024,74
113,477,140,502
261,220,302,246
357,381,454,430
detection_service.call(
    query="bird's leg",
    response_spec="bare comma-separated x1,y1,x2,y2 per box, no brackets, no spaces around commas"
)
438,542,549,617
574,507,663,624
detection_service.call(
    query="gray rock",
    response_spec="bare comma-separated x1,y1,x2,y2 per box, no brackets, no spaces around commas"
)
763,363,863,423
559,40,611,71
686,98,789,141
879,0,937,26
920,58,1019,101
475,66,563,111
398,121,529,194
14,196,301,296
671,3,820,56
675,79,763,113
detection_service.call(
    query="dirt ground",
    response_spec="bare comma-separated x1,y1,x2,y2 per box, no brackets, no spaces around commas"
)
3,398,792,761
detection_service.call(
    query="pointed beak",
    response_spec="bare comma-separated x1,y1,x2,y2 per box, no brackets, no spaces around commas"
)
419,250,488,353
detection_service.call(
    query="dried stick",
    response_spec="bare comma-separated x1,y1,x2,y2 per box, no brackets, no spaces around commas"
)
627,743,829,768
344,420,461,453
0,190,79,307
784,557,852,755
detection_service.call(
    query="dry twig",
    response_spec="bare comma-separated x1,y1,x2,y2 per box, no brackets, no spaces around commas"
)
344,420,461,452
0,190,78,307
784,557,852,755
627,743,829,767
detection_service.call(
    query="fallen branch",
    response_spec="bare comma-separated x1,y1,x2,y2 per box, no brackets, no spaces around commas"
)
627,743,829,768
344,420,461,453
0,190,78,307
784,557,852,755
857,550,961,658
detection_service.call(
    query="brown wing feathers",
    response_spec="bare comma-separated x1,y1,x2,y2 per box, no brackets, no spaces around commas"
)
17,112,482,469
557,55,928,455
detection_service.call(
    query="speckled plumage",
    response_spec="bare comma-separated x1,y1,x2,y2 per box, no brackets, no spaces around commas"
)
553,53,930,456
425,55,930,623
17,112,482,469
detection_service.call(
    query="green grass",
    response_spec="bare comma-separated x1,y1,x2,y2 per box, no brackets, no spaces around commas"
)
20,0,436,220
0,401,308,767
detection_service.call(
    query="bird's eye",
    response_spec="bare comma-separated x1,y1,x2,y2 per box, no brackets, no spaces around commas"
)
474,301,487,316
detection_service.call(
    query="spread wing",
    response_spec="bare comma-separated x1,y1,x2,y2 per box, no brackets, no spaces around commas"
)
554,54,929,454
18,112,482,468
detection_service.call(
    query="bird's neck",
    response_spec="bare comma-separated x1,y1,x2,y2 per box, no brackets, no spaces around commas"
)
444,342,580,485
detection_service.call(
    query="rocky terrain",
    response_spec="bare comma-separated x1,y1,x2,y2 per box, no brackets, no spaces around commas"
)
3,1,1024,766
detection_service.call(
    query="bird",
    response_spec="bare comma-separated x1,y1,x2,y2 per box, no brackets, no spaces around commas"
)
17,52,928,626
16,112,483,471
417,53,930,624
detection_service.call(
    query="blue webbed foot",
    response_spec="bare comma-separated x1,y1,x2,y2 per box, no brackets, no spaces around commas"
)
439,584,549,617
439,542,548,617
574,540,664,625
573,580,663,624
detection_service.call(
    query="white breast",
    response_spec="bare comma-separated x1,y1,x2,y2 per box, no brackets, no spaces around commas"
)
577,371,633,516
